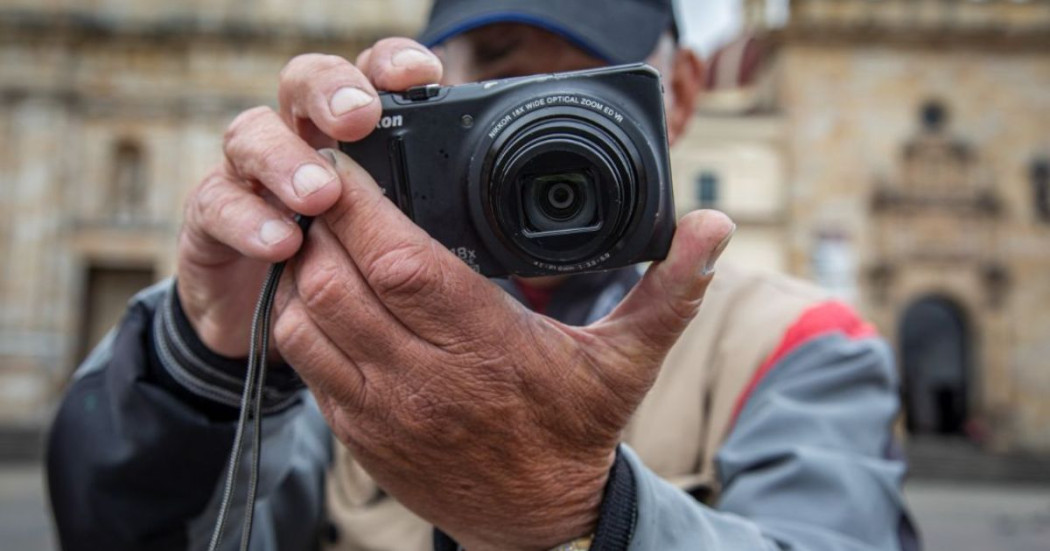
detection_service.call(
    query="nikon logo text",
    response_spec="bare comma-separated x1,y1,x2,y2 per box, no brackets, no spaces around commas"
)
377,115,403,129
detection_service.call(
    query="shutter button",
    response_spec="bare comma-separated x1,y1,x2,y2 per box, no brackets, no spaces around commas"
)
405,84,441,101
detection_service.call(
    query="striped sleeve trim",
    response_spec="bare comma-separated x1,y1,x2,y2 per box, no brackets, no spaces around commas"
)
152,282,302,414
729,300,877,427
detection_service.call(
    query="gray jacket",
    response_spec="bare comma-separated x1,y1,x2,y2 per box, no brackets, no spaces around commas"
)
47,267,918,550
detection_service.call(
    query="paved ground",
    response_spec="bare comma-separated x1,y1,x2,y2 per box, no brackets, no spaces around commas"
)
2,463,1049,550
0,464,55,551
905,480,1050,551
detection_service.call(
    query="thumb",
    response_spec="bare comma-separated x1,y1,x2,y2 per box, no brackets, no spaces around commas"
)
588,210,735,362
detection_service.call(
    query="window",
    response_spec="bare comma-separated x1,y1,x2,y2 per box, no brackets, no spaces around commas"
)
1033,159,1050,224
695,171,720,208
110,140,147,221
920,99,948,134
812,230,857,303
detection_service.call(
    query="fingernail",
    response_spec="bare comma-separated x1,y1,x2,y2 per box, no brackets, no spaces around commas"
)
329,87,374,117
292,163,335,197
318,148,338,168
259,219,294,245
391,48,434,67
701,224,736,277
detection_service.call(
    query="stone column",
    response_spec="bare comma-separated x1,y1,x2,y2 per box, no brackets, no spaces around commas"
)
0,94,74,424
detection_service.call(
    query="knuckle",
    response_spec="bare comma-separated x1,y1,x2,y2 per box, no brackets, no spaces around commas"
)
226,106,273,138
647,275,700,339
273,303,311,355
354,48,372,68
314,57,365,87
187,172,229,226
251,139,290,185
194,175,237,223
297,258,346,312
325,180,380,229
184,169,220,221
636,296,700,359
285,53,352,84
662,296,701,332
209,195,245,233
255,138,287,166
224,119,301,190
281,53,335,79
224,106,275,154
366,242,439,299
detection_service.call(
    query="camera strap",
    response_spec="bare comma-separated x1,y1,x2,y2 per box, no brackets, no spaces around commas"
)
207,214,314,551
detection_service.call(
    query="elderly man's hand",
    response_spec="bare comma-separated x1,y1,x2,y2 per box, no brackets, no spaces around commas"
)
176,38,442,357
273,150,735,550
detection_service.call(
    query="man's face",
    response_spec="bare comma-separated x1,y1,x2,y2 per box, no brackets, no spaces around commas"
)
439,24,611,84
437,23,675,92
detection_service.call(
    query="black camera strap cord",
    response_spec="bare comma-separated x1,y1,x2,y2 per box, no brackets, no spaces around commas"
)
207,214,313,551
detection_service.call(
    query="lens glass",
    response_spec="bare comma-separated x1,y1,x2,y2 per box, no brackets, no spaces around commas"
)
481,114,640,266
523,171,598,232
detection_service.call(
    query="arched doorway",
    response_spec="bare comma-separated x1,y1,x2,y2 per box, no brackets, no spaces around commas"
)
899,296,971,435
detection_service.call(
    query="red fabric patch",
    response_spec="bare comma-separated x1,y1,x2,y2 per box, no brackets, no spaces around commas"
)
514,280,556,315
728,301,877,426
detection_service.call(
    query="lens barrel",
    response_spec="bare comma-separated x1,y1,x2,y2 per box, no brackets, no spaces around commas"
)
485,113,639,265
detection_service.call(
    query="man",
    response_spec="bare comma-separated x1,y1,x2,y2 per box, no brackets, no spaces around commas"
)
47,0,918,549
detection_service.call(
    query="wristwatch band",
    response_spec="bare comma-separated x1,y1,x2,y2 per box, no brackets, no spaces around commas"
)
550,535,593,551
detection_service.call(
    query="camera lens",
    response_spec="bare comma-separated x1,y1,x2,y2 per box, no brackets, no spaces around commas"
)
523,171,597,231
547,182,574,212
482,113,640,265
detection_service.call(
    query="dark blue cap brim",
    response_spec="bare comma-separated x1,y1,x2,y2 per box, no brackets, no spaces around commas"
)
418,0,673,65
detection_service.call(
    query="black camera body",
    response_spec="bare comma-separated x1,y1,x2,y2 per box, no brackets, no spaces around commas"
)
339,63,675,278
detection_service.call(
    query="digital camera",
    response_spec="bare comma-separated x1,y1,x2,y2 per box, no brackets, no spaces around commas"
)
339,63,675,278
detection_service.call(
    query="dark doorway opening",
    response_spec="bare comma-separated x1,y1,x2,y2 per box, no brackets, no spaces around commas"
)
77,264,155,367
899,296,971,435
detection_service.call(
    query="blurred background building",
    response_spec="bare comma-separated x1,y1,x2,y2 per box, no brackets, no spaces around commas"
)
672,0,1050,454
0,0,430,432
1,0,1048,460
2,1,1050,550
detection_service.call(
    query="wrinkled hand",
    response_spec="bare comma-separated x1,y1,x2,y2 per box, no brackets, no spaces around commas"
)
176,39,441,356
272,150,735,550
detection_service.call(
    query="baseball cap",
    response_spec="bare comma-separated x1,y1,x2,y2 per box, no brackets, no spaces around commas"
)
418,0,679,65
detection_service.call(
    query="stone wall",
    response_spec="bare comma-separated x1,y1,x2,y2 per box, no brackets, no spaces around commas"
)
777,34,1050,450
2,0,1048,453
0,0,429,423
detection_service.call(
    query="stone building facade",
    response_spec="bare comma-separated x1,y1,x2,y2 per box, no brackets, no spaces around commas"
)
0,0,429,424
781,0,1050,453
683,0,1050,451
2,0,1049,453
